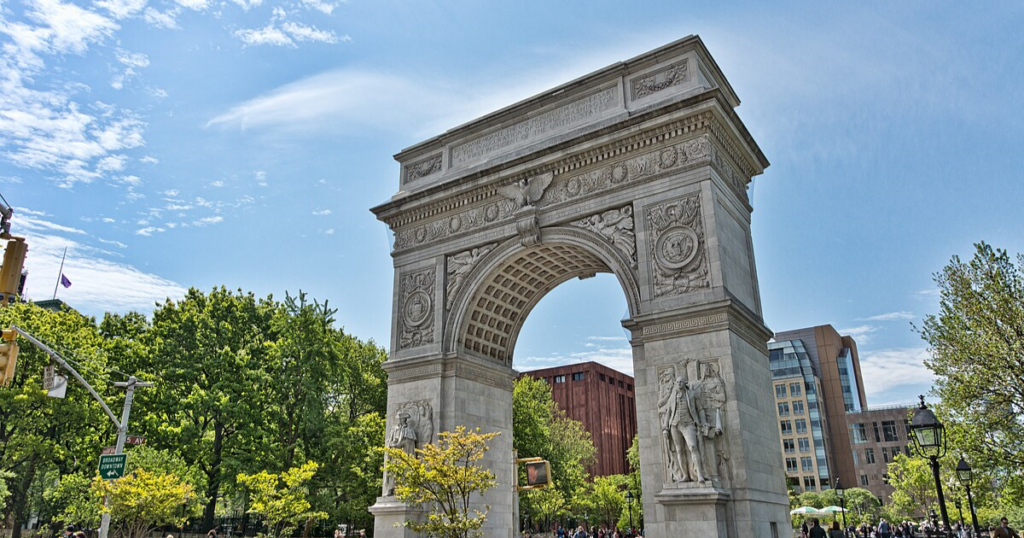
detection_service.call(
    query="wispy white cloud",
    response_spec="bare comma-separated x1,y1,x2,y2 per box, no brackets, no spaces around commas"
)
19,211,185,315
95,0,147,20
838,324,879,344
193,215,223,226
517,336,634,376
859,347,934,404
142,7,178,28
859,311,915,321
234,20,345,47
312,208,331,216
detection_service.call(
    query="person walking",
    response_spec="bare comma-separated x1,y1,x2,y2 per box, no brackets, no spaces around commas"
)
994,518,1020,538
829,522,846,538
810,520,828,538
880,518,892,538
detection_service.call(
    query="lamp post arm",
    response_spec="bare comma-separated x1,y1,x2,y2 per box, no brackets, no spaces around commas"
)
11,325,121,429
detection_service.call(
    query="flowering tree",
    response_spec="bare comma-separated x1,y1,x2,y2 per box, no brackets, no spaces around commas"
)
384,426,499,538
237,462,328,538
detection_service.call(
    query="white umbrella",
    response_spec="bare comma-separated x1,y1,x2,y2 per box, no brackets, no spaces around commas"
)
790,506,824,516
820,506,847,513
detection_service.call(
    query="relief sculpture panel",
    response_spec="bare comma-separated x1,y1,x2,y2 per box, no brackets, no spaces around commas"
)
646,193,710,298
382,400,434,496
569,205,637,267
398,268,436,349
657,360,729,486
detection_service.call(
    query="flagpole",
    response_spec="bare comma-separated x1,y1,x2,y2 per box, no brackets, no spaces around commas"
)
53,247,67,300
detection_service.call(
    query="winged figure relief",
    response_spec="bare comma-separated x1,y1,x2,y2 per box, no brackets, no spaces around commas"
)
497,172,554,209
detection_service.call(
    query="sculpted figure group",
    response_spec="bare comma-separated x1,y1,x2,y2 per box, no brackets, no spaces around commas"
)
382,402,434,496
657,361,730,485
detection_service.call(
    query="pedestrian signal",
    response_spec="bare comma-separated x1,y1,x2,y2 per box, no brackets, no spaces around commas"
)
0,238,27,305
524,460,551,488
0,329,19,386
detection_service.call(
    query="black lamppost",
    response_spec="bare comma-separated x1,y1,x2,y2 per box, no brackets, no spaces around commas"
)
954,498,965,536
835,479,847,537
956,457,981,537
910,396,951,538
625,491,635,536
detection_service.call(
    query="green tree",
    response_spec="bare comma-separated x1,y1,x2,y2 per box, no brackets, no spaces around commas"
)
384,426,499,538
94,468,195,538
238,462,327,538
137,287,278,527
46,473,101,530
588,475,626,529
511,376,596,527
0,302,109,538
525,487,565,532
920,242,1024,488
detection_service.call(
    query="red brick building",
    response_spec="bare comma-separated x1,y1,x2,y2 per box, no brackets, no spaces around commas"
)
520,362,637,477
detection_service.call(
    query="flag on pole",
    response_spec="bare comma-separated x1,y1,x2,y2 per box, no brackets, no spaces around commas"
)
60,273,71,288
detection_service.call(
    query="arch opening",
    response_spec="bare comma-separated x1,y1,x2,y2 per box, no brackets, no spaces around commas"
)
451,227,640,365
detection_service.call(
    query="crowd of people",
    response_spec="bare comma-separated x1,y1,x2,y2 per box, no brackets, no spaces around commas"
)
799,517,1020,538
522,525,642,538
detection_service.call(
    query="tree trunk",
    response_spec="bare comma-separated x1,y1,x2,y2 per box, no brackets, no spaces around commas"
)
202,421,225,530
10,456,38,538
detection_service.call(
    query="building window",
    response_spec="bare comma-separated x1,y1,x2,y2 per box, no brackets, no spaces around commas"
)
882,420,899,442
801,456,814,471
627,384,633,392
852,449,860,465
882,447,890,463
554,375,566,383
790,382,802,396
803,476,816,490
865,448,875,464
860,474,869,486
780,421,793,435
776,384,787,398
778,403,790,416
599,374,606,382
795,419,807,434
618,380,624,388
873,422,882,443
783,439,795,453
798,438,811,452
793,401,805,415
905,445,912,457
609,377,615,385
786,458,798,472
572,372,585,381
850,423,868,444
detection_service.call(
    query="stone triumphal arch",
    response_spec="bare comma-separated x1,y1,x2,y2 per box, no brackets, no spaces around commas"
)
370,36,790,537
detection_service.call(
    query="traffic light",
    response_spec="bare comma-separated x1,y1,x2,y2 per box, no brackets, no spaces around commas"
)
0,329,19,386
0,238,27,305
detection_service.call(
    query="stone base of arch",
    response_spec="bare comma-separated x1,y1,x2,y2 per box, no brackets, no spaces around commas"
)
372,354,518,538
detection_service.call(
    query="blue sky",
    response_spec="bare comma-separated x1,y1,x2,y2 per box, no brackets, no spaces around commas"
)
2,1,1022,407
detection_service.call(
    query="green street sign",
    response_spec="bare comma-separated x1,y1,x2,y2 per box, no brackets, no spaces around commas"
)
98,454,127,480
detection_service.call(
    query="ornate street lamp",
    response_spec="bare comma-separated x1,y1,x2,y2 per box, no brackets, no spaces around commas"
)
625,491,635,536
910,396,951,537
835,478,847,537
956,457,981,537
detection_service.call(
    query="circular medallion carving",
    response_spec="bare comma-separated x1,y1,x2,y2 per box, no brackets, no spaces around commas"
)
659,147,677,168
655,226,700,269
611,163,628,184
566,177,581,196
414,227,427,243
449,215,462,232
484,204,499,222
403,290,432,327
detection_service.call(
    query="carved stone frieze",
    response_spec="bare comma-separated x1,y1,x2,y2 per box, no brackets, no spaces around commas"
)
445,244,496,311
570,205,637,267
539,135,711,208
398,268,436,349
390,129,714,253
631,59,689,100
646,193,710,298
394,200,516,251
404,153,442,184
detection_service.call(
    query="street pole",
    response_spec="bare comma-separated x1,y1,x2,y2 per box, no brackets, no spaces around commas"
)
955,499,964,537
929,455,952,538
98,376,152,538
965,485,979,537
